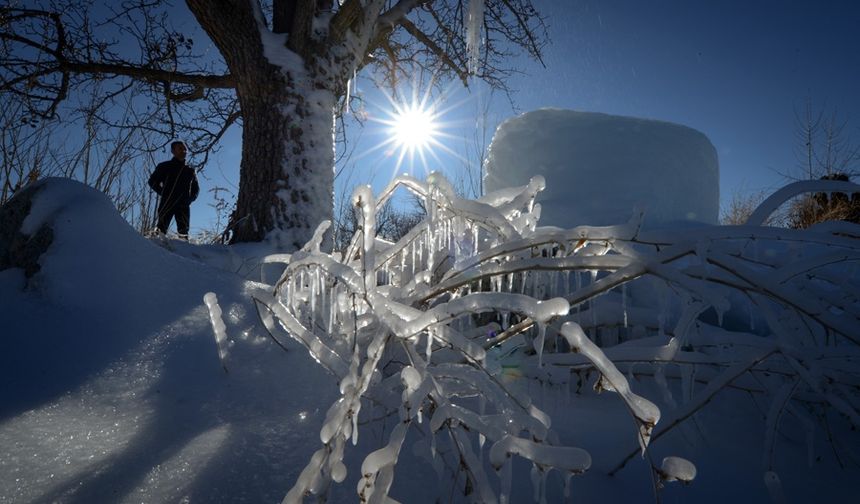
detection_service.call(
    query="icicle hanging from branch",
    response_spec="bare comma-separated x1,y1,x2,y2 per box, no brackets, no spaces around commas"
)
465,0,485,74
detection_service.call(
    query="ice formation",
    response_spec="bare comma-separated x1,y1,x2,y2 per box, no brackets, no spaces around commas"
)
4,171,860,503
204,292,230,371
256,169,860,503
560,321,660,453
484,109,720,228
659,456,696,483
465,0,485,73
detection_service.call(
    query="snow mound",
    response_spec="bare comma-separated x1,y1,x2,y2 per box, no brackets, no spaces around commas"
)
484,109,719,228
0,178,337,503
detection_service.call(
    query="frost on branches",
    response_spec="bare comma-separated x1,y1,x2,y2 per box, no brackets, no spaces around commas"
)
247,173,860,502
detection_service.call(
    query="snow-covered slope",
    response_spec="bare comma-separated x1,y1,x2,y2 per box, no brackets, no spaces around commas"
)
0,179,338,503
484,109,719,228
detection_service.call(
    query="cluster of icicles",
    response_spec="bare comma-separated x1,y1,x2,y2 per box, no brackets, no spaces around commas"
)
205,173,860,502
245,172,703,503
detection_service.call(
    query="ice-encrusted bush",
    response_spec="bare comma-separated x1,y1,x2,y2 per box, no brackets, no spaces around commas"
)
249,173,860,502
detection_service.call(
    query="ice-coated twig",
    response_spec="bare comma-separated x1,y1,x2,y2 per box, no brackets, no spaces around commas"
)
707,251,860,344
352,185,376,291
560,322,661,454
658,456,697,484
763,377,801,472
421,254,633,304
275,248,364,296
252,289,349,379
488,435,591,475
203,292,230,373
298,220,331,256
252,297,292,354
782,354,860,428
610,347,777,475
357,406,409,501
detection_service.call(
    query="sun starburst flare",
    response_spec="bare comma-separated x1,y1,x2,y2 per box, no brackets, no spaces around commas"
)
351,85,469,180
374,97,451,176
389,103,440,154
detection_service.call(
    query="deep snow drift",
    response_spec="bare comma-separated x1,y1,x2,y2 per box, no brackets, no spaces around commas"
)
0,179,339,503
484,109,719,228
1,178,858,503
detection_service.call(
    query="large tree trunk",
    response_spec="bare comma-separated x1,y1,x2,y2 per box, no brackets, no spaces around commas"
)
231,80,335,248
187,0,338,250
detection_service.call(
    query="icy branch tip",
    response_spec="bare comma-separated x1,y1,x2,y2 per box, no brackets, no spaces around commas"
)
351,185,373,207
559,321,661,430
660,456,696,483
203,292,229,372
400,366,422,392
427,170,455,196
528,175,546,192
203,291,217,306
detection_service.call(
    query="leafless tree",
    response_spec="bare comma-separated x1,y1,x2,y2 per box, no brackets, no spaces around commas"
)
728,100,860,228
1,78,161,232
792,98,860,180
786,99,860,228
0,99,53,204
2,0,548,248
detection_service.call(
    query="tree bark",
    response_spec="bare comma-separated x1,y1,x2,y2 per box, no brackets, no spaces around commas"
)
233,85,335,248
186,0,336,249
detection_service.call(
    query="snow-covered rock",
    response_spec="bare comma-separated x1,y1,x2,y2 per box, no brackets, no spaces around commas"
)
484,109,719,228
0,183,54,277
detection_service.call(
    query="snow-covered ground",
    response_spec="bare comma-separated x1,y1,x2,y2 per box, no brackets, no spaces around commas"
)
1,180,338,503
2,178,858,503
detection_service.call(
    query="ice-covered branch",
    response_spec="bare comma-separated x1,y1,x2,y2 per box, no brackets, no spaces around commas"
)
745,179,860,226
609,347,777,475
245,172,860,502
560,322,661,453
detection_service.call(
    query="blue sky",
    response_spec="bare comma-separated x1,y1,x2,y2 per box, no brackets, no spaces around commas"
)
508,1,860,197
190,0,860,234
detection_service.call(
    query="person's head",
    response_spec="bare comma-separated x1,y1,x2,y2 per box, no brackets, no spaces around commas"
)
170,141,187,161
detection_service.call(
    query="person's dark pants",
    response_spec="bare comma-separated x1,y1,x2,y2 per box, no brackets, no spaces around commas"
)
156,203,190,236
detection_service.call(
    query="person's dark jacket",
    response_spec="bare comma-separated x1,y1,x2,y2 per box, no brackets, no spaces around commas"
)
148,158,199,207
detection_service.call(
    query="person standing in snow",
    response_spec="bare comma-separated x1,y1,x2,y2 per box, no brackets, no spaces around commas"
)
148,141,199,239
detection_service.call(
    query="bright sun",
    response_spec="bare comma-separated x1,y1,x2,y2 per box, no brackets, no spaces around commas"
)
364,88,464,177
391,104,439,153
391,104,438,152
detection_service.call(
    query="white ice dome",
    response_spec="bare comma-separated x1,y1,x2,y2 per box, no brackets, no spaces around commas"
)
483,109,719,228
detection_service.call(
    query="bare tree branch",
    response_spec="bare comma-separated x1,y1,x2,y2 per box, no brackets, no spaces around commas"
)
377,0,427,28
58,61,235,88
399,17,468,86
